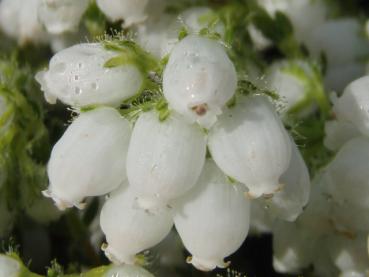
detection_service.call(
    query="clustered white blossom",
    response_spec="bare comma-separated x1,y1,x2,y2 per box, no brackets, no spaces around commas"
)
2,0,369,276
34,4,312,270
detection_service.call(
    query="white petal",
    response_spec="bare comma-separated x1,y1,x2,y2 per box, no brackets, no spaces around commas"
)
126,111,206,211
324,119,360,151
324,136,369,208
264,140,310,221
38,0,89,34
208,95,292,198
173,160,250,271
35,43,143,108
100,185,173,264
272,221,315,274
332,76,369,136
163,35,237,128
46,107,131,209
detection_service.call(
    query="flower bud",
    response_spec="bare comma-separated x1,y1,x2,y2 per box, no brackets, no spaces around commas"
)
163,35,237,128
126,111,206,211
208,95,292,198
35,43,143,108
38,0,89,35
44,107,131,210
173,160,250,271
100,186,173,264
324,120,360,151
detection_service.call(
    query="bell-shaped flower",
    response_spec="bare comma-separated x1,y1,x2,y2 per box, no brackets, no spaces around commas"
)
163,35,237,128
173,160,250,271
96,0,164,27
264,140,310,221
126,111,206,211
332,76,369,137
44,107,131,210
35,43,143,108
38,0,89,35
0,0,48,46
100,185,173,264
324,136,369,208
208,95,292,198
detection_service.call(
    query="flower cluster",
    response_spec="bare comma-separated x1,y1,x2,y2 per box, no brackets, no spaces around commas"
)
34,14,312,270
1,0,369,276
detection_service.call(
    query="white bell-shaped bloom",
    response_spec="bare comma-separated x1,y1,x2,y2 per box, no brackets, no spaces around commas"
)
265,60,317,115
96,0,164,27
296,175,334,236
100,185,173,264
135,14,179,58
272,221,316,274
173,160,250,271
327,234,369,276
324,120,360,151
126,111,206,211
264,140,310,222
35,43,143,108
0,0,48,45
163,35,237,128
208,95,292,198
38,0,89,35
179,7,225,37
306,19,369,92
324,136,369,208
45,107,131,210
0,255,20,277
104,265,154,277
332,76,369,137
256,0,327,45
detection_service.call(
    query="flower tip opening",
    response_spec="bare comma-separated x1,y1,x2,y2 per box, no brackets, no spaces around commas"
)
186,256,231,271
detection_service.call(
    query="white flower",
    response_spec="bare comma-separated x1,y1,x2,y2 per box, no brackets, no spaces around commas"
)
35,43,143,108
272,221,316,274
135,14,179,58
179,7,225,37
104,264,154,277
100,185,173,264
332,76,369,137
306,19,369,91
264,139,310,222
0,255,20,277
38,0,89,35
126,111,206,211
163,35,237,128
327,234,369,276
96,0,164,27
208,95,292,198
173,160,250,271
324,136,369,209
0,0,48,45
265,60,316,115
44,107,131,210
